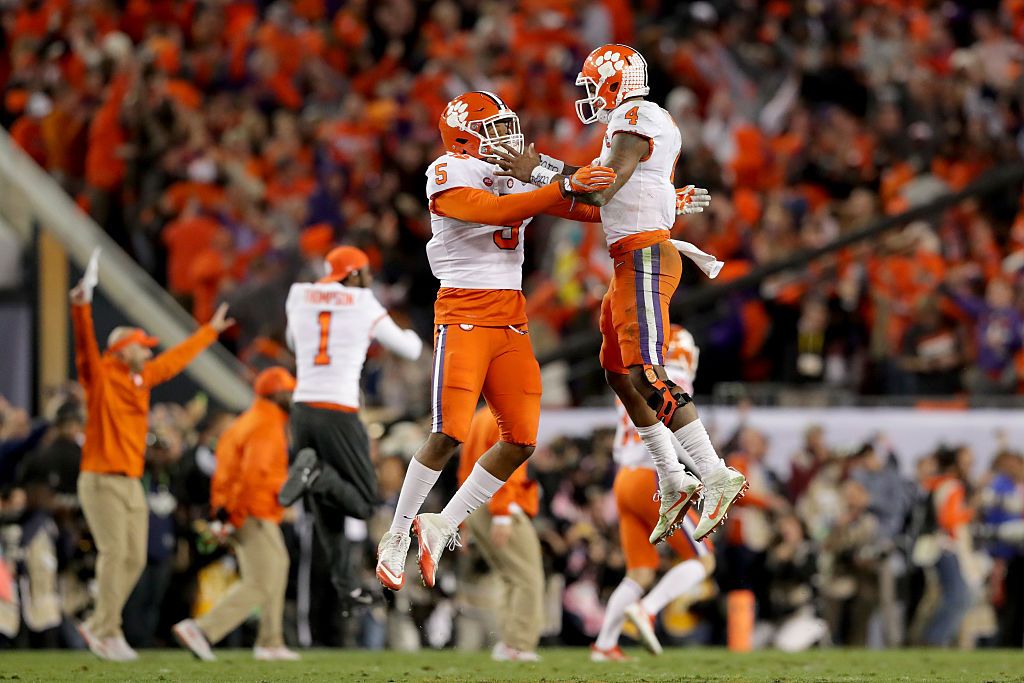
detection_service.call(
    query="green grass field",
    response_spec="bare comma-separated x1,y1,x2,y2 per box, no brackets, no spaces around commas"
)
1,648,1022,683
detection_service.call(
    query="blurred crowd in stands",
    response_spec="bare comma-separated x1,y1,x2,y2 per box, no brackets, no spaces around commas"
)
2,389,1024,651
4,0,1024,403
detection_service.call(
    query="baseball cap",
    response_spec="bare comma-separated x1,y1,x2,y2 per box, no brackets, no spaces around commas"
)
107,328,160,353
319,245,369,283
254,367,297,396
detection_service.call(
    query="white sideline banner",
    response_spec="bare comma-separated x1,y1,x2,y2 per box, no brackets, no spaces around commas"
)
537,407,1024,478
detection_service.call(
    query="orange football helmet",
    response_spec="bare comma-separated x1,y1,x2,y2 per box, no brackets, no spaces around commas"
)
575,44,650,124
438,91,524,160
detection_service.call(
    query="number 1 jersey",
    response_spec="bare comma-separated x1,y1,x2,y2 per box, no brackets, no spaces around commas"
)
286,282,388,409
425,153,535,327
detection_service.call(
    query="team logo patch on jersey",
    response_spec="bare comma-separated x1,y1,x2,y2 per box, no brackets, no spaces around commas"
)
483,177,493,187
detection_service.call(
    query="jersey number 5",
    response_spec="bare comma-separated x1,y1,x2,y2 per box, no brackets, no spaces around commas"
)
434,163,448,184
315,311,332,366
624,106,639,126
492,222,522,250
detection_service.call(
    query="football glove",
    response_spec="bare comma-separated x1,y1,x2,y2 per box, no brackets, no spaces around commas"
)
568,165,617,193
676,185,711,215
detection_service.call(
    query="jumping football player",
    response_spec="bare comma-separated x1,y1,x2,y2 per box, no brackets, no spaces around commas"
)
375,91,617,591
592,326,715,662
281,245,423,610
493,44,747,544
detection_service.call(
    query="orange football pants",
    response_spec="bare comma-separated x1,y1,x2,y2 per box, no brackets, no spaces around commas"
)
600,233,682,374
430,324,541,446
613,466,712,570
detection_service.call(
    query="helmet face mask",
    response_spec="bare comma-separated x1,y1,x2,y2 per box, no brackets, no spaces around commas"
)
471,111,524,159
574,74,608,125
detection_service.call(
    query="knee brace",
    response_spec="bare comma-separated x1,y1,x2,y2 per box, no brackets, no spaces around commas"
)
641,366,692,427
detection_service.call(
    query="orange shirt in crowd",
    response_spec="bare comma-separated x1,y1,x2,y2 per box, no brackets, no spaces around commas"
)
162,214,222,294
71,303,218,479
210,397,290,527
926,474,974,539
85,73,129,191
458,407,539,518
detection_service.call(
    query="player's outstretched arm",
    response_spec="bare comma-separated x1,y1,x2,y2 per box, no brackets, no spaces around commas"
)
372,315,423,360
493,135,643,207
431,167,614,226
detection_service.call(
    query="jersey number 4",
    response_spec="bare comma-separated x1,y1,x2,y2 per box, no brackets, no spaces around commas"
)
624,106,639,125
315,311,332,366
493,222,522,250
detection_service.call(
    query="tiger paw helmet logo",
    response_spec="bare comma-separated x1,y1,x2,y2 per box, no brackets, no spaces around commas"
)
593,50,626,79
445,100,470,129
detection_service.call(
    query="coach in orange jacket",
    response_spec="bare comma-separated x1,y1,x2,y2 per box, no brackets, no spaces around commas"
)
459,406,544,661
69,280,233,661
172,367,299,662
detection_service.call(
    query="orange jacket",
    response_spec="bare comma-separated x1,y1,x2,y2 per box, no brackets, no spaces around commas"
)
72,303,218,479
458,407,539,518
926,474,974,539
210,397,290,526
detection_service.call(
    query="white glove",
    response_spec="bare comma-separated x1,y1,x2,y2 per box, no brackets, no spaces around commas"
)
81,248,101,303
676,185,711,215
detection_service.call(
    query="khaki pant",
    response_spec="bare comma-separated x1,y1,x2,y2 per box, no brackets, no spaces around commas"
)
78,472,148,639
466,508,544,652
197,517,289,647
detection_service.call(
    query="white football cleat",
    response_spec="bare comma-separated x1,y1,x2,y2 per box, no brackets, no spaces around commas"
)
649,470,703,545
376,531,412,591
254,645,301,661
173,619,216,661
624,602,662,655
411,513,459,588
693,466,748,541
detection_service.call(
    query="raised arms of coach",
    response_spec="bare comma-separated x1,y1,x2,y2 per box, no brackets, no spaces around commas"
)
142,303,236,386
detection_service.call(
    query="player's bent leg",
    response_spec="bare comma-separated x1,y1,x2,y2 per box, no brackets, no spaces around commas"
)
378,434,462,591
614,368,703,543
630,369,748,542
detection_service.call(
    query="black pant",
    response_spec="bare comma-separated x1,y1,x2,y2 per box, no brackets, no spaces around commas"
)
291,404,378,596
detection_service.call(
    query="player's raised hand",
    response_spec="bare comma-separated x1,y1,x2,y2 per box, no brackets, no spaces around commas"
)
676,185,711,215
492,142,540,184
209,303,236,333
569,165,616,193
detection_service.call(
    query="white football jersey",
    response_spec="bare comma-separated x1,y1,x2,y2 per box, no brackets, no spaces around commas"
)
425,153,535,290
612,355,698,469
286,282,422,408
598,100,681,248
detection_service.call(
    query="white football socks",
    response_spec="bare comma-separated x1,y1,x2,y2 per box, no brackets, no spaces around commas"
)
636,423,684,484
674,419,725,480
640,559,706,616
439,463,505,529
595,577,645,650
389,458,442,535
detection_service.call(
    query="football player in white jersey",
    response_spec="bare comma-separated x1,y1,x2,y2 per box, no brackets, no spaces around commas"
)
280,245,423,610
375,91,618,592
592,325,715,661
493,44,747,545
